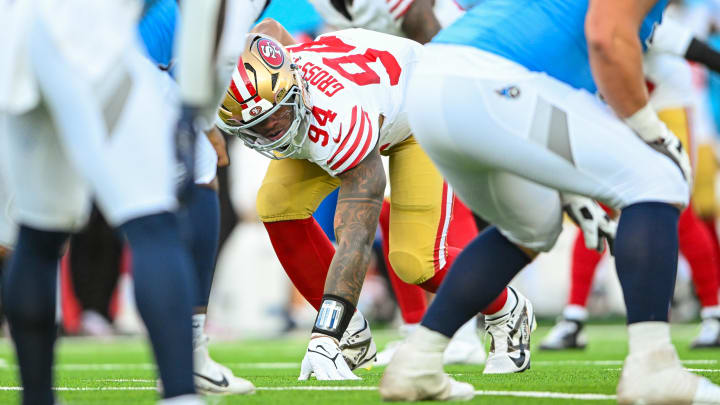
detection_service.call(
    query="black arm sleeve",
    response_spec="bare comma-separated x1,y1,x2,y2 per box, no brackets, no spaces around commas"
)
685,37,720,74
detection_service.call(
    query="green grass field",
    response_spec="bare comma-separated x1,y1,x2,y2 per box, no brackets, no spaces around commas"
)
0,324,717,404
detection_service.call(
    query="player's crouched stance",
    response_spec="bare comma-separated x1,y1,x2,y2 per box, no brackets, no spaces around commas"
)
380,0,720,403
216,20,539,380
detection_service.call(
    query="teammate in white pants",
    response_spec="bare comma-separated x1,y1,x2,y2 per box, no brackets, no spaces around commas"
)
380,0,720,403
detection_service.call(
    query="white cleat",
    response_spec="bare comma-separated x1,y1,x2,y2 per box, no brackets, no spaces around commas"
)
691,317,720,349
340,311,377,370
617,343,720,405
193,335,255,395
443,318,486,365
379,326,475,402
539,318,587,350
483,287,536,374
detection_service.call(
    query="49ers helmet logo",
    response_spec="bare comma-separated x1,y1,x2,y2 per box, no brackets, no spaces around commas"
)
257,38,284,69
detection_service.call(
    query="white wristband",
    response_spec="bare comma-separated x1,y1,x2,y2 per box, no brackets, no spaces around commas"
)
623,103,665,143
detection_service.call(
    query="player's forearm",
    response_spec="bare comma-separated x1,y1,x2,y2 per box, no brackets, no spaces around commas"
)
589,36,648,117
586,5,648,117
401,0,441,44
324,154,386,305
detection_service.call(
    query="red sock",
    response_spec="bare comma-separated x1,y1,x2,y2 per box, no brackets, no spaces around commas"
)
679,206,720,307
701,217,720,282
379,200,427,324
264,218,335,310
568,231,603,307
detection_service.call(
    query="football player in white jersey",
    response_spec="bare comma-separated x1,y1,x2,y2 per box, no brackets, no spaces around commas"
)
0,0,259,403
0,0,202,403
379,0,720,401
148,0,269,395
215,18,591,380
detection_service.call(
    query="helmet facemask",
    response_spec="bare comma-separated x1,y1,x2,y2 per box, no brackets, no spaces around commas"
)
218,70,310,159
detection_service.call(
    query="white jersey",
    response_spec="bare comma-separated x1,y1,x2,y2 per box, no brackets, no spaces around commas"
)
0,0,141,113
287,29,424,176
309,0,463,37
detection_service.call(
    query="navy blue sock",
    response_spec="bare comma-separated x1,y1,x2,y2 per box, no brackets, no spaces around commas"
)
422,227,531,337
2,226,67,405
615,202,680,324
186,184,220,309
119,213,195,398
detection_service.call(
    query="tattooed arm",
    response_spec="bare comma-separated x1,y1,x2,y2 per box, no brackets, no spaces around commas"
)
324,147,386,305
401,0,441,44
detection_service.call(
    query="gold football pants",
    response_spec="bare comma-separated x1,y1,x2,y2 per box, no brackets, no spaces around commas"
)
256,136,454,284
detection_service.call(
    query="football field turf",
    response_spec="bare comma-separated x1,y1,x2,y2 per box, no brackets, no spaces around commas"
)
0,324,717,404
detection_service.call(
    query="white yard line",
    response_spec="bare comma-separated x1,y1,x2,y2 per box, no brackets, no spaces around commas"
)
0,387,156,391
0,362,301,370
533,359,717,366
604,368,720,373
0,359,705,370
0,385,618,400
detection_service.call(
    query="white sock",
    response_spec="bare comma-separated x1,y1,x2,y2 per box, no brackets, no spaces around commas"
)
563,305,589,322
192,314,206,346
627,322,671,354
700,305,720,319
485,288,518,319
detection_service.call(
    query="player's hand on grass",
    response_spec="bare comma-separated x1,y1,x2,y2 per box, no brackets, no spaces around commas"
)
561,193,616,255
299,335,360,381
206,126,229,167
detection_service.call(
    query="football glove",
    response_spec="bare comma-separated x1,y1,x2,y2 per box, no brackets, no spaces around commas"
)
299,335,361,381
624,104,693,188
561,193,616,255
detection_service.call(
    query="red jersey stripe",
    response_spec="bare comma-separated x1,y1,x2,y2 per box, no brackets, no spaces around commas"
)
389,0,404,13
330,108,368,171
395,1,414,19
327,106,359,165
340,111,375,173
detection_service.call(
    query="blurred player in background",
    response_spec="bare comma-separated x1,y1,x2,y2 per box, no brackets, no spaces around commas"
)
542,17,720,351
140,0,268,394
215,18,538,379
0,0,200,403
380,0,720,403
0,0,261,403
